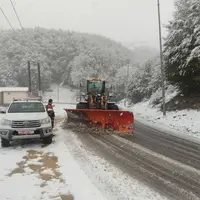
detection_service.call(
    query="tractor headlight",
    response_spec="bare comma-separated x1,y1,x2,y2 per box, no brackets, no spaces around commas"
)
40,117,51,124
1,119,12,126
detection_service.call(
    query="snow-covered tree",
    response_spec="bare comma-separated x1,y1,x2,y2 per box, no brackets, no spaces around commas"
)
0,28,136,95
126,58,162,103
163,0,200,95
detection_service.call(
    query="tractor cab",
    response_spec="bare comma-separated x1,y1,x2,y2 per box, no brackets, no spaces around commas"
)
85,78,107,109
87,79,105,95
64,77,134,135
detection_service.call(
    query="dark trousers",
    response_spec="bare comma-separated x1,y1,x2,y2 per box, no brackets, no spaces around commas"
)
50,117,54,128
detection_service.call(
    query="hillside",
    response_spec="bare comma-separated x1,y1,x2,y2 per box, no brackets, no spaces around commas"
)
0,28,136,95
123,42,158,64
125,0,200,110
120,0,200,139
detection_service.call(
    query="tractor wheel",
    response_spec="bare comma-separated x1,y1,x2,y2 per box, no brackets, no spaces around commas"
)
76,102,88,109
108,104,119,110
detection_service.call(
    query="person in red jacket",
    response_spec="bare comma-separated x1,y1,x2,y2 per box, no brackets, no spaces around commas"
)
46,99,55,128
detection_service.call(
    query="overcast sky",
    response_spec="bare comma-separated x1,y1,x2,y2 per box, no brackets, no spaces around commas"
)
0,0,175,48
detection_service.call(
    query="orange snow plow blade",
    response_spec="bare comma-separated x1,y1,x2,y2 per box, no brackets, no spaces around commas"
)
64,109,134,134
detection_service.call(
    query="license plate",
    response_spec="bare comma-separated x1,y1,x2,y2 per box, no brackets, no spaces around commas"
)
18,130,34,135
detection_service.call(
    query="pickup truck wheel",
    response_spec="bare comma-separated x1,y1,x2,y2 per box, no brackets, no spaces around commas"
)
43,135,53,145
1,138,10,147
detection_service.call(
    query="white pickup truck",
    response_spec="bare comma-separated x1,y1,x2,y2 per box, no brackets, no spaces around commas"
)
0,99,53,147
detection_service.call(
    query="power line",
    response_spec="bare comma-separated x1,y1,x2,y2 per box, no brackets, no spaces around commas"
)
9,0,23,30
0,5,14,30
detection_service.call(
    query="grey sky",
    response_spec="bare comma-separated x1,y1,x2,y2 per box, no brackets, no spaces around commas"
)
0,0,175,48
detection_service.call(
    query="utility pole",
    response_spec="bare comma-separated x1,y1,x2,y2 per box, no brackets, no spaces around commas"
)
157,0,166,116
124,61,130,106
57,84,59,102
37,62,42,99
127,62,130,85
27,61,31,94
126,62,130,94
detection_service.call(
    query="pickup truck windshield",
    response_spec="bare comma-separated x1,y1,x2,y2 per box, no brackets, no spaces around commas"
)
8,102,45,113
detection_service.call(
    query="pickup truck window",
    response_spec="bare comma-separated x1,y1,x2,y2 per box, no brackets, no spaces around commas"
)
8,102,45,113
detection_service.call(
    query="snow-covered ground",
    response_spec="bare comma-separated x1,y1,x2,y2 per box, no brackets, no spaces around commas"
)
2,85,199,199
119,84,200,140
0,86,170,200
42,84,78,104
42,84,77,117
122,100,200,139
0,107,169,200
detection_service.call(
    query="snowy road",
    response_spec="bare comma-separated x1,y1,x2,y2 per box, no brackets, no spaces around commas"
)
126,120,200,171
0,116,169,200
66,124,200,200
1,107,200,200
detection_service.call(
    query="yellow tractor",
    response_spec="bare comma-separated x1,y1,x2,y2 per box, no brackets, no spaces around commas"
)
64,78,134,134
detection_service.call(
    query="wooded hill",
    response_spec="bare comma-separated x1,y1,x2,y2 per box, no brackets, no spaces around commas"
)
0,28,136,97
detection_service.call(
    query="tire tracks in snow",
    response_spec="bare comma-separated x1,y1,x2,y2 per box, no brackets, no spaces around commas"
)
63,126,200,200
62,129,169,200
94,134,200,200
126,120,200,170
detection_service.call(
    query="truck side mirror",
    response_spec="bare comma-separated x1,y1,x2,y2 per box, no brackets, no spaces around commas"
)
80,82,82,87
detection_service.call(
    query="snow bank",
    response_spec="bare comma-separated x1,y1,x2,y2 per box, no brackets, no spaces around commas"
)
149,84,180,106
119,85,200,139
124,100,200,139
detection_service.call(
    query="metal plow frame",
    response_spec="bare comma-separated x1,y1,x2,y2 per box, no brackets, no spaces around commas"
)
64,108,134,134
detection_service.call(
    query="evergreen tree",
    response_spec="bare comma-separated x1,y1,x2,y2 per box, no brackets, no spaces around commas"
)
127,58,161,103
163,0,200,95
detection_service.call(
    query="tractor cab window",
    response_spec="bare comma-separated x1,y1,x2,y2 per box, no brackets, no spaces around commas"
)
88,81,103,93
